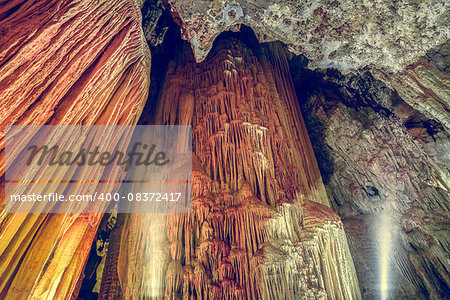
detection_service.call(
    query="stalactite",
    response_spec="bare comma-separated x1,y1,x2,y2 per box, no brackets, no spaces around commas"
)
117,38,360,299
0,0,150,298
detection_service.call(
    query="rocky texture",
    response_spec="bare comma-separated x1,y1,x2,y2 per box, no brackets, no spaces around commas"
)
0,0,150,298
165,0,449,72
104,37,361,299
371,57,450,129
162,0,450,143
141,0,170,47
289,59,450,298
320,66,449,180
426,40,450,73
1,0,448,299
78,212,118,300
98,213,126,300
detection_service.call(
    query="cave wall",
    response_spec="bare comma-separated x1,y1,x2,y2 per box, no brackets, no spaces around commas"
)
289,56,450,298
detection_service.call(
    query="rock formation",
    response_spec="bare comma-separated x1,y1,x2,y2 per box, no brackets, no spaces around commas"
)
0,0,449,299
289,60,450,298
166,0,449,72
103,38,361,299
0,0,150,298
371,57,450,129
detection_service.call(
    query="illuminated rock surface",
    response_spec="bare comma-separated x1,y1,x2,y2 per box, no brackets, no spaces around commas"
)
0,0,448,299
289,60,450,298
0,0,150,298
106,38,361,299
166,0,449,72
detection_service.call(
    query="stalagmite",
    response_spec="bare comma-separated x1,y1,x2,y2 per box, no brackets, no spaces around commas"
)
114,38,361,299
0,0,150,298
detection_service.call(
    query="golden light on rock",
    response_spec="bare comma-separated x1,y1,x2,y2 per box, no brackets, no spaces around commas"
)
0,0,448,299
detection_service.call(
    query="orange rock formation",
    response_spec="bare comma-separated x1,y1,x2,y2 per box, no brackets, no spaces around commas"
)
0,0,150,298
109,39,360,299
1,1,362,298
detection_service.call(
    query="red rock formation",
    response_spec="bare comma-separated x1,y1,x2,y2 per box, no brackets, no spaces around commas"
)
111,39,360,299
0,0,150,298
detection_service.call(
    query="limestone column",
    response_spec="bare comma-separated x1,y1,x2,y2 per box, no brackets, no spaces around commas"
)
117,38,361,299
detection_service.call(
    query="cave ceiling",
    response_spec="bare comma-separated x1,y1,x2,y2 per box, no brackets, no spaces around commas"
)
0,0,449,299
161,0,449,72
